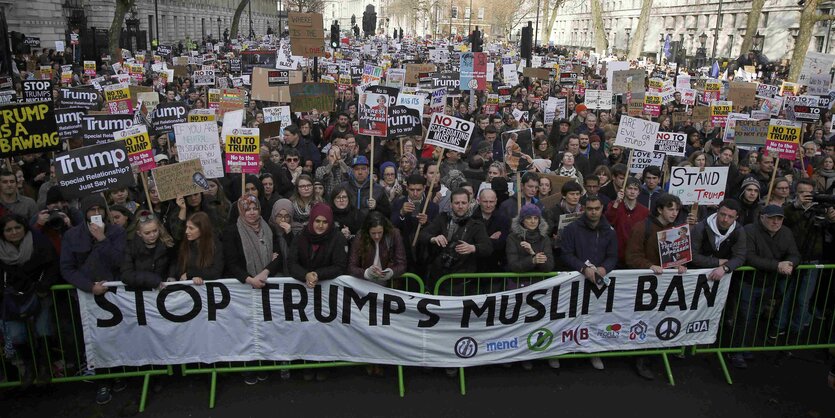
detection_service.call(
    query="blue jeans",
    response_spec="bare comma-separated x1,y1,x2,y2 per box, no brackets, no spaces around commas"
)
1,296,54,347
775,268,818,332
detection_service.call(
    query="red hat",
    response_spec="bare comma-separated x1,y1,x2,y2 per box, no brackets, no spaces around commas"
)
575,104,588,113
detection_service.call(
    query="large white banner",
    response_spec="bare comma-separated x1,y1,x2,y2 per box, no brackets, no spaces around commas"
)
79,271,729,369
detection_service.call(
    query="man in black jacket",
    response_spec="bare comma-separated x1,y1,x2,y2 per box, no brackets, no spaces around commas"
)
729,205,800,368
419,188,493,295
689,199,747,281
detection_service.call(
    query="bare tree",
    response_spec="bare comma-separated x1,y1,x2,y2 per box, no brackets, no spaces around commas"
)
285,0,325,13
541,0,569,45
230,0,249,39
108,0,135,59
627,0,653,59
487,0,535,40
789,0,835,81
739,0,766,55
590,0,607,53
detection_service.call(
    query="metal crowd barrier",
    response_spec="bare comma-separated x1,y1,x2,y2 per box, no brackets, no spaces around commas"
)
180,272,425,408
432,271,685,394
691,265,835,384
0,284,173,412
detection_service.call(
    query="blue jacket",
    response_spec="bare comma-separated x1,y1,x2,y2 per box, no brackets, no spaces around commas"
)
60,223,126,292
559,213,618,274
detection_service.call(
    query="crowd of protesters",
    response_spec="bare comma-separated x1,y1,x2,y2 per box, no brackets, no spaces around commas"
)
1,31,835,403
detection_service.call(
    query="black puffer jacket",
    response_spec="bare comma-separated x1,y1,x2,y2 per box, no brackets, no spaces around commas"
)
0,231,59,297
121,237,175,289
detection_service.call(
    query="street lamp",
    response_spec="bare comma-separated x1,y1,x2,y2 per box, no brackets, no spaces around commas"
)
696,32,707,68
217,17,221,42
658,34,665,63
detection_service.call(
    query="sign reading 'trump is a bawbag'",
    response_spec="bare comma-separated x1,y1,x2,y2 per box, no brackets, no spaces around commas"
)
77,270,729,368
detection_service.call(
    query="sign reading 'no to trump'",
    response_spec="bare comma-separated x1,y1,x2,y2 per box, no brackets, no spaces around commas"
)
425,113,474,154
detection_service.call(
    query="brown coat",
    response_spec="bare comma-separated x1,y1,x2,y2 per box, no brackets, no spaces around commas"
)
348,228,407,283
625,216,667,269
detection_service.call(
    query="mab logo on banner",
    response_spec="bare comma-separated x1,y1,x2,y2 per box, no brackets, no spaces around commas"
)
686,319,709,334
560,326,589,345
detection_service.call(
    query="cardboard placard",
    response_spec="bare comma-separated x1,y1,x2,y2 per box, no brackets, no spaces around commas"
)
288,83,336,113
250,67,301,102
611,69,646,94
425,113,474,153
727,82,757,108
152,159,211,201
288,12,325,57
405,64,437,84
733,119,769,146
522,67,551,80
614,115,660,153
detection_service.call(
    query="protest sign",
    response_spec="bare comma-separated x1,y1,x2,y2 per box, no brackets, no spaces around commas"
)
643,94,662,117
387,105,422,138
614,116,659,153
679,88,696,106
654,132,686,157
585,90,612,110
702,80,722,103
668,166,729,205
54,141,135,199
361,64,383,86
81,113,134,146
432,71,461,96
358,91,389,137
727,82,757,108
288,12,325,57
174,122,224,179
225,128,260,174
798,51,835,87
756,83,779,99
386,68,405,88
22,80,52,103
502,63,519,86
430,88,446,114
263,106,292,137
522,67,551,80
425,113,474,153
628,150,666,174
83,61,96,77
658,225,692,268
405,64,436,84
57,87,99,111
113,125,155,173
733,120,768,147
460,52,487,91
136,92,160,114
251,67,300,102
501,128,533,172
288,83,336,113
193,69,216,86
104,83,132,115
267,70,290,86
0,102,61,157
218,88,245,117
766,119,802,160
151,159,211,201
611,69,646,94
722,112,749,142
156,45,172,56
188,109,216,123
55,107,85,141
151,101,188,135
791,105,822,122
780,81,799,97
710,101,731,126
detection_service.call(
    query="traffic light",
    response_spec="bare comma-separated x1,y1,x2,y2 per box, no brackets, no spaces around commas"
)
471,26,483,52
520,22,533,60
330,22,339,48
399,28,403,40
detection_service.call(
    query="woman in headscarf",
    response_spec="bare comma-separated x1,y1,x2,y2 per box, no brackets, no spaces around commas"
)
0,213,58,386
226,175,270,223
396,152,418,187
379,161,403,203
224,194,285,288
287,203,348,381
268,198,294,264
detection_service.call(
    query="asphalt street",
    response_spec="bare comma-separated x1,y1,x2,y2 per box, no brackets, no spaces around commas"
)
4,350,834,418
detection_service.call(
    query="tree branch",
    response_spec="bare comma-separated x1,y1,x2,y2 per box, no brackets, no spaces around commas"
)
816,14,835,22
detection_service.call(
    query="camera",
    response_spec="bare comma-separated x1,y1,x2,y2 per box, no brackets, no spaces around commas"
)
440,251,459,269
46,209,66,229
812,193,835,207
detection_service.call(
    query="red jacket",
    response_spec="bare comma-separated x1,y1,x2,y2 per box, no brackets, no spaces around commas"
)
605,200,649,265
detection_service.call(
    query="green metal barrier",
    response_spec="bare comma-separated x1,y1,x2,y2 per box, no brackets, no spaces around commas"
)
691,265,835,384
433,272,684,395
181,274,425,408
0,284,173,412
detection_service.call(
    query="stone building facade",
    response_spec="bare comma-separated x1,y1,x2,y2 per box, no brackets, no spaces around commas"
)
2,0,284,51
548,0,833,62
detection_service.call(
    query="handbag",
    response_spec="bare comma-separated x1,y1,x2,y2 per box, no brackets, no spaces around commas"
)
2,272,40,321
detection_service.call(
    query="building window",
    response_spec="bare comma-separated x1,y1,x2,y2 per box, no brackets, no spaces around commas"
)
762,12,769,28
478,8,484,20
816,35,825,52
451,6,458,19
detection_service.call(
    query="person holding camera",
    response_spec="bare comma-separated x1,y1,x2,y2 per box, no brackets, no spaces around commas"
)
419,188,492,295
774,178,835,339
